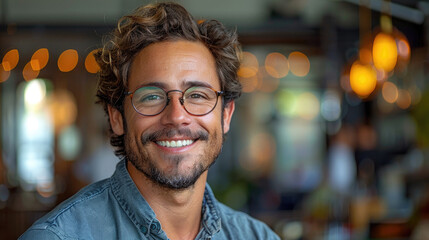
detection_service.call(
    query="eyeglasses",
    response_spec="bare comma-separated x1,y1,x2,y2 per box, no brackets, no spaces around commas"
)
125,86,223,116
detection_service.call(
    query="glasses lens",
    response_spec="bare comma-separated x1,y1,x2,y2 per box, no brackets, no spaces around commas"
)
183,87,218,115
132,86,166,115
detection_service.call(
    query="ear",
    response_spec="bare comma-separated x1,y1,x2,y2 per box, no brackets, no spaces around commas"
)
222,101,235,134
108,105,124,135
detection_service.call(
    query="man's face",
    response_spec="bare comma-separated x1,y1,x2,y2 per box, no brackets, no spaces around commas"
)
109,40,234,190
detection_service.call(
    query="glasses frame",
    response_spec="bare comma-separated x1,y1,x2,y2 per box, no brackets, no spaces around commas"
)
125,85,224,116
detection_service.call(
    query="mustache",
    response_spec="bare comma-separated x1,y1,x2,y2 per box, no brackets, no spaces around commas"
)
141,128,209,145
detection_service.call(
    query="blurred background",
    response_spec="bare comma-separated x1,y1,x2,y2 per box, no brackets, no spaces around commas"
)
1,0,429,239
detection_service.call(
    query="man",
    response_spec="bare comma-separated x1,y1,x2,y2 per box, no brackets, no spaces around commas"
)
20,2,280,239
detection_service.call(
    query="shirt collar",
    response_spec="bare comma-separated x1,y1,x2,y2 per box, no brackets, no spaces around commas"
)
110,159,221,237
201,184,222,236
110,160,161,236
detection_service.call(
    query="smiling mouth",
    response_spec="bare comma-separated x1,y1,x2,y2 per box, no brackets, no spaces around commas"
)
156,139,194,148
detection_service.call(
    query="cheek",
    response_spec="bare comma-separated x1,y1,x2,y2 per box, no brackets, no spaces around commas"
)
198,109,223,132
123,105,159,137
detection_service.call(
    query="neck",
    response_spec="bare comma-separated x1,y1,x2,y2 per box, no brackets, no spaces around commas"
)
127,161,207,240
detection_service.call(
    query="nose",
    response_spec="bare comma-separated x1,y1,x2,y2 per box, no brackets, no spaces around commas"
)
159,92,192,127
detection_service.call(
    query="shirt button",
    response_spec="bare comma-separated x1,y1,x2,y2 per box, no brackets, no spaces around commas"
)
141,226,148,234
151,222,161,232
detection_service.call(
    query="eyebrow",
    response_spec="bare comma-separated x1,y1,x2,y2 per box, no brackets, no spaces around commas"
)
130,82,168,92
182,80,214,90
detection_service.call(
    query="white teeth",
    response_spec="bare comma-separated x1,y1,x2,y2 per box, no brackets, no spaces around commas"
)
157,140,194,148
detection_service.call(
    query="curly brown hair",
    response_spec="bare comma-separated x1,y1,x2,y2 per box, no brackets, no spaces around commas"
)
94,2,242,157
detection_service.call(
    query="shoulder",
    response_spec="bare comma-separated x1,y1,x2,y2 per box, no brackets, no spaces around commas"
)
19,228,69,240
20,179,112,239
216,202,280,240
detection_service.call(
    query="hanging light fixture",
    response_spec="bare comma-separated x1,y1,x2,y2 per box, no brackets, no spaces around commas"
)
350,0,377,98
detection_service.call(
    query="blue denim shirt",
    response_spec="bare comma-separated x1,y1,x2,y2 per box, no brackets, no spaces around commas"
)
20,160,280,240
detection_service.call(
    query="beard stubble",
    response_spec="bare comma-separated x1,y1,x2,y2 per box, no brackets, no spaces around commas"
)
125,127,223,190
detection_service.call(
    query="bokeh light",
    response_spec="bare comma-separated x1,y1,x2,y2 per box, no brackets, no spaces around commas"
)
31,48,49,71
58,49,79,72
237,51,259,78
373,32,398,72
396,89,411,109
239,74,259,93
376,69,387,83
36,182,55,198
24,79,46,110
49,89,78,133
380,15,393,34
2,49,19,71
257,66,280,93
349,61,377,97
277,89,296,117
0,64,11,83
288,51,310,77
282,221,303,240
23,62,40,81
382,81,398,103
397,39,410,61
265,52,289,78
240,131,276,173
58,125,82,161
85,49,100,74
321,90,341,121
296,92,320,120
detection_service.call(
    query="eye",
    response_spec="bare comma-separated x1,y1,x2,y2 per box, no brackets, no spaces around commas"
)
143,94,162,101
138,94,164,103
185,87,213,100
189,92,208,99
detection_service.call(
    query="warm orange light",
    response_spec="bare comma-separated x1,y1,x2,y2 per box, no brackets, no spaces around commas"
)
349,61,377,97
288,51,310,77
382,81,398,103
238,52,259,78
23,62,40,81
264,52,289,78
240,132,276,172
58,49,79,72
31,48,49,71
0,64,11,83
373,32,397,72
258,77,279,93
239,75,259,93
85,49,100,74
257,66,280,93
2,49,19,71
359,48,372,65
396,89,411,109
36,183,55,198
249,132,276,163
49,90,78,132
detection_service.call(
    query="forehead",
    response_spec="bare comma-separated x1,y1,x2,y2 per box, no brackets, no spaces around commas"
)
128,40,219,91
